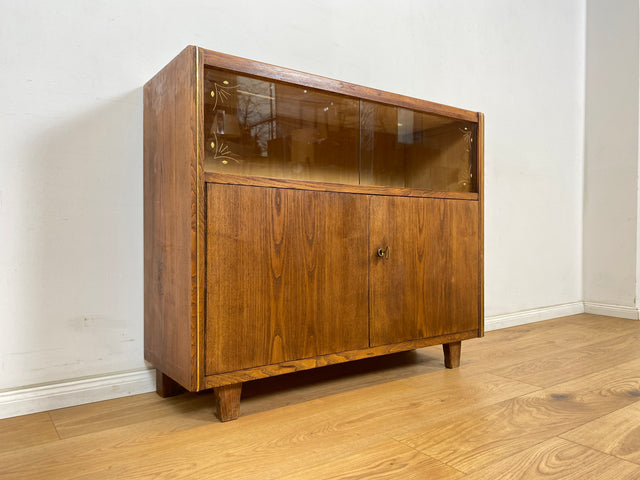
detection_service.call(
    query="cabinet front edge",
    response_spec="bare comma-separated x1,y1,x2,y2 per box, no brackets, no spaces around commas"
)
203,173,480,201
203,331,480,388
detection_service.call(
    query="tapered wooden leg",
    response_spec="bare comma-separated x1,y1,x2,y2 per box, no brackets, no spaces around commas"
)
443,341,461,369
156,370,185,397
214,383,242,422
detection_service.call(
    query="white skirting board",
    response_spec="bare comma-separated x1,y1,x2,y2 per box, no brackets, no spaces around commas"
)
484,302,586,331
0,369,156,420
2,301,639,420
583,302,640,319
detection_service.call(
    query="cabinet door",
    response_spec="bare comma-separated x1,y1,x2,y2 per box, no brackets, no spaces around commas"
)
205,184,370,374
369,196,479,346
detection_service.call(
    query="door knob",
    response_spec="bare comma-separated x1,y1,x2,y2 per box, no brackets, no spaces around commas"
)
376,245,390,260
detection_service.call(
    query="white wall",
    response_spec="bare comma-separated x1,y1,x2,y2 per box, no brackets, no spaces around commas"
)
583,0,639,310
0,1,586,412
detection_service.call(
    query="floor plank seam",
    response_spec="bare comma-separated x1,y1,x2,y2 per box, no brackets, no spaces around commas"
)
460,436,563,477
543,360,640,391
47,411,62,441
557,436,607,454
554,436,640,468
486,353,640,392
389,435,467,476
557,397,640,441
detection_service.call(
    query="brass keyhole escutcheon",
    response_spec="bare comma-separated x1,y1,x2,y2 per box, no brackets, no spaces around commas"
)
377,246,390,260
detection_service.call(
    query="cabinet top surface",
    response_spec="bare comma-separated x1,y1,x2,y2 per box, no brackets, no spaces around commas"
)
194,46,480,122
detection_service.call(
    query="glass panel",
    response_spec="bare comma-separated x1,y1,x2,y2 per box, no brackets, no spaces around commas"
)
204,67,360,184
204,67,477,192
360,101,477,192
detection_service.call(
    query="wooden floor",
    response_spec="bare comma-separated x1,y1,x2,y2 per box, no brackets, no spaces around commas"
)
2,313,640,479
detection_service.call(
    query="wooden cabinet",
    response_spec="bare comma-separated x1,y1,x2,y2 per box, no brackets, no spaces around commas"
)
144,46,484,421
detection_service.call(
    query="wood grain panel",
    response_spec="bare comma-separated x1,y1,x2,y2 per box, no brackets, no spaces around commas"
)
278,439,464,480
0,413,59,454
144,46,198,390
205,183,369,374
396,357,640,473
463,437,640,480
561,401,640,464
369,196,480,345
489,330,640,387
47,392,214,439
461,315,637,376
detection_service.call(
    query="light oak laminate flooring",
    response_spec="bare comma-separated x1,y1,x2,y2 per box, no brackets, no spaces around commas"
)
2,313,640,479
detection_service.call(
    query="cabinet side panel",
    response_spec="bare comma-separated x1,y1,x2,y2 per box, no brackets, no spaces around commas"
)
205,184,370,374
144,47,198,390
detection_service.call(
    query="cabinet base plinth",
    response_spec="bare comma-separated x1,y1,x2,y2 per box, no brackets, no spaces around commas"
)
156,371,186,397
214,383,242,422
443,341,462,368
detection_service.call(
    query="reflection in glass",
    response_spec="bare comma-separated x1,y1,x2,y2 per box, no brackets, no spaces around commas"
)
204,67,359,184
360,101,476,192
203,67,477,193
